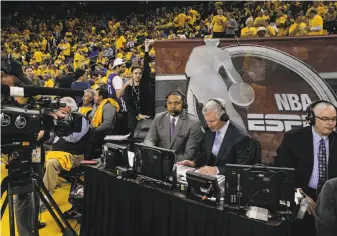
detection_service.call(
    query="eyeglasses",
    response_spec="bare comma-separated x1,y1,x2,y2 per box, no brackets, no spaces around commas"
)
315,116,337,123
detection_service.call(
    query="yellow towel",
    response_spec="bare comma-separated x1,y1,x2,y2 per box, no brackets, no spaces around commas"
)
45,151,73,171
79,106,92,116
91,98,120,128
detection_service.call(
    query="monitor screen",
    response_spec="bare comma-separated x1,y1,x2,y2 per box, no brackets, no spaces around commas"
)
134,143,176,182
103,143,129,169
224,164,295,213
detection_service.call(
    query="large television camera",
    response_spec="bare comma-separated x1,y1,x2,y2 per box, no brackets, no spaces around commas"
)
0,59,81,235
1,84,85,154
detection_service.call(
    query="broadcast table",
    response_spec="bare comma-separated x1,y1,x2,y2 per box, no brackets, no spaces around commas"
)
80,165,298,236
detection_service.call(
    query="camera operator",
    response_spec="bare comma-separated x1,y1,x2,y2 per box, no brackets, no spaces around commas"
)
1,57,49,234
40,97,90,211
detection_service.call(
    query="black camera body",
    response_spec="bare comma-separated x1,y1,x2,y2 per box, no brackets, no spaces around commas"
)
1,106,51,140
1,104,83,154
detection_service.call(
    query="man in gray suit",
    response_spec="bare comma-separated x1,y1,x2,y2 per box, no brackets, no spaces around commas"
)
315,177,337,236
177,98,255,174
144,91,203,162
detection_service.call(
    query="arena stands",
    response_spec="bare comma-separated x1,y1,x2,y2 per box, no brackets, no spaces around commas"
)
1,1,336,90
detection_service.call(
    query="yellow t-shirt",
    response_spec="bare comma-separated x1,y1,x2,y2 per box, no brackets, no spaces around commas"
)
240,27,257,37
44,79,55,88
176,13,187,27
308,15,323,35
41,68,50,75
188,9,199,25
73,52,81,70
212,15,227,33
289,23,307,36
254,17,265,26
116,36,126,50
63,43,71,56
33,51,43,62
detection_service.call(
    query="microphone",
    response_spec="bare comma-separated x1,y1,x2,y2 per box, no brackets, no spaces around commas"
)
0,84,84,97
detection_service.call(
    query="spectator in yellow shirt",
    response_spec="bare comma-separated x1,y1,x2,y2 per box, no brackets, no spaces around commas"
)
276,11,287,36
33,64,42,77
211,8,227,38
254,11,265,26
240,18,257,38
289,14,307,36
115,31,126,50
307,9,323,36
43,73,55,88
306,2,326,17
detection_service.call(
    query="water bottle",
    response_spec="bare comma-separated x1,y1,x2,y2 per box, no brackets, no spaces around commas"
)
297,198,309,219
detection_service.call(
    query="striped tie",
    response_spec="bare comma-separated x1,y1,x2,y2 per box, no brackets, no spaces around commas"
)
317,138,327,193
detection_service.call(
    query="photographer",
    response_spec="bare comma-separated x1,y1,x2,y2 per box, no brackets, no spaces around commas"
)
41,97,90,211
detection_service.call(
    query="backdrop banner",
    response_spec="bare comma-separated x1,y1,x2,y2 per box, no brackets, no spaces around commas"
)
154,36,337,164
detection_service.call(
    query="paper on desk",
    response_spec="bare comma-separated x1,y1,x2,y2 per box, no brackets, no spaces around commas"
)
177,165,196,177
104,133,131,141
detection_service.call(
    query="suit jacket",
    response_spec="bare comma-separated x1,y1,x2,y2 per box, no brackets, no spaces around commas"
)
143,110,203,162
194,121,254,174
315,178,337,236
275,126,337,190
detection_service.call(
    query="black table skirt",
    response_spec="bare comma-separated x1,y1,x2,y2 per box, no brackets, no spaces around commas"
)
80,166,297,236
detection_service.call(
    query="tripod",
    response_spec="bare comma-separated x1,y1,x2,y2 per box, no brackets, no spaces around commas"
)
1,147,77,236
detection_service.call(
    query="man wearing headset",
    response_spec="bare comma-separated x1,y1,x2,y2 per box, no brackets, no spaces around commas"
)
275,100,337,236
144,91,203,162
178,98,255,174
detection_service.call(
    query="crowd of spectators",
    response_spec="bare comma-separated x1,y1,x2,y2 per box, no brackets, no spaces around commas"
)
1,1,336,91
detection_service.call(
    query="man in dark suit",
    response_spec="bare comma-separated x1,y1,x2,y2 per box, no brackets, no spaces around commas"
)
177,98,255,174
315,177,337,236
144,91,203,162
275,100,337,236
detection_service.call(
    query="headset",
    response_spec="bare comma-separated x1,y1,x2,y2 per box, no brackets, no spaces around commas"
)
208,98,229,122
306,100,337,127
165,90,188,109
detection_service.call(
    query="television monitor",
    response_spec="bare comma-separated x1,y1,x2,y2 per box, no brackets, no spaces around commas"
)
102,143,129,170
133,143,176,183
186,171,221,206
224,164,295,213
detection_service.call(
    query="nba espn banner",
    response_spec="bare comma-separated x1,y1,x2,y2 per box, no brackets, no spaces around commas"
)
154,36,337,164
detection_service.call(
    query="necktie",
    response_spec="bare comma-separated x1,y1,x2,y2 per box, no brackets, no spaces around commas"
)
317,138,327,193
170,118,176,137
212,131,222,157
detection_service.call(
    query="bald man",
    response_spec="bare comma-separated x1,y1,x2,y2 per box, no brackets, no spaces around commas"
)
275,101,337,236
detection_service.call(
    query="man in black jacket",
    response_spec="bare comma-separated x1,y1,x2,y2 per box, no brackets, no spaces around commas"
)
177,98,255,174
275,100,337,236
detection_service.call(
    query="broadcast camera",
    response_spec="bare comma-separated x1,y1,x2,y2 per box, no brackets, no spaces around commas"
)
0,57,82,236
1,56,85,174
1,98,83,150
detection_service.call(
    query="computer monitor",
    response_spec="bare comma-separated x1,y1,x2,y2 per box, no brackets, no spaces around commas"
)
186,171,221,206
224,164,295,213
134,143,176,183
102,143,129,170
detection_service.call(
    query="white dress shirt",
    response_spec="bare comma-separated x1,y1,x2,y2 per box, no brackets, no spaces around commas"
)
170,114,180,127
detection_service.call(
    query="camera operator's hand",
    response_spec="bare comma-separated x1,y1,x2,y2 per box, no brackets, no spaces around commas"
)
37,130,45,141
